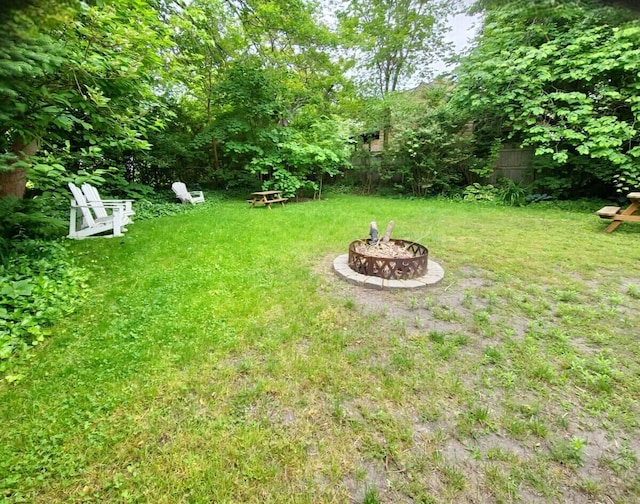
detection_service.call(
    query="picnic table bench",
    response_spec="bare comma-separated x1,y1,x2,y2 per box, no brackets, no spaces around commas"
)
596,192,640,232
248,190,288,209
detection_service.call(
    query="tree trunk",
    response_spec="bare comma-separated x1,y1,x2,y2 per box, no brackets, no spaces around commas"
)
0,137,39,199
212,139,220,171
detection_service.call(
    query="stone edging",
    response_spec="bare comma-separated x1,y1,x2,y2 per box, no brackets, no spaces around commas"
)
332,254,445,290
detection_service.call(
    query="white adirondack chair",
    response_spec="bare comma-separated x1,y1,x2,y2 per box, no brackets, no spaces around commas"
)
67,182,125,239
172,182,205,204
81,183,135,226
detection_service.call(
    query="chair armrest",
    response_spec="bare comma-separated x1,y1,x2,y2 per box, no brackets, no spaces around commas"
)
98,201,133,205
92,201,134,213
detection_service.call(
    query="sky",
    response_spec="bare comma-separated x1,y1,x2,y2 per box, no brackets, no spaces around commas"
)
432,9,482,75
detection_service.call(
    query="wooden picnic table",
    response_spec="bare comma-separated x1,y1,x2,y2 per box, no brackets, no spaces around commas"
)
596,192,640,232
248,190,288,209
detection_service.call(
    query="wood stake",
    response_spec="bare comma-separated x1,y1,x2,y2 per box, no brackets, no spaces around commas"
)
382,220,394,244
370,221,378,245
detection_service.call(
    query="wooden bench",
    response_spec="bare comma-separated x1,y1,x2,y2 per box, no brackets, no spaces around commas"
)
596,206,621,219
596,192,640,232
248,191,288,209
250,198,288,208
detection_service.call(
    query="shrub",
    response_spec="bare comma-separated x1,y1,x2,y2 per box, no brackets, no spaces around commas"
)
0,240,87,374
463,183,499,202
497,178,527,207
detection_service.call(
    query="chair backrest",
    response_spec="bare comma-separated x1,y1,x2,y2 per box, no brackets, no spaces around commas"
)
81,183,109,219
68,182,96,227
171,182,192,203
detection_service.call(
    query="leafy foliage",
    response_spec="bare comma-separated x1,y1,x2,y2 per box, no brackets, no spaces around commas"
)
386,86,474,196
0,240,87,372
1,1,172,179
456,0,640,195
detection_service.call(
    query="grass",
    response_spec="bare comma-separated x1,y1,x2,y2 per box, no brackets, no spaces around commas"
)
1,194,640,503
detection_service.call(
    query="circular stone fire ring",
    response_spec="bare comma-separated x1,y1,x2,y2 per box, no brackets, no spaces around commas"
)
349,238,428,280
334,238,444,290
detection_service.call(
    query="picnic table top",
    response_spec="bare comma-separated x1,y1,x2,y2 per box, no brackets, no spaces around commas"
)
251,190,281,196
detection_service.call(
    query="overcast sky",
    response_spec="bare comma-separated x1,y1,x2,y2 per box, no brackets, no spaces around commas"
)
432,10,482,75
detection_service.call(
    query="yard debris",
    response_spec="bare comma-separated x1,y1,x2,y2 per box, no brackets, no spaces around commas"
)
355,241,415,258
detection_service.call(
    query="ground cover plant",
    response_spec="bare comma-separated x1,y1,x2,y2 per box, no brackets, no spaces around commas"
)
1,195,639,503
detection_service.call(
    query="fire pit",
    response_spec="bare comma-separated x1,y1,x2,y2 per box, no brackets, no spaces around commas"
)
348,239,428,280
333,220,444,289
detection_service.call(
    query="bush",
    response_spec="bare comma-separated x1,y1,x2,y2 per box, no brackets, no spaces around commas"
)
463,183,499,202
0,240,87,375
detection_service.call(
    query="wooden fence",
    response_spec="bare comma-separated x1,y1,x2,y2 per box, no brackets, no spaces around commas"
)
490,146,534,184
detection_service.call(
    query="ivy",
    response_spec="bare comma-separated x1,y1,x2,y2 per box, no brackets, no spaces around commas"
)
0,240,88,375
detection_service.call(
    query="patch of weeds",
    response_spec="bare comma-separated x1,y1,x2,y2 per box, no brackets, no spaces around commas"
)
485,446,516,462
461,290,474,309
471,310,493,336
363,485,381,504
440,463,466,493
452,333,469,347
569,353,621,394
432,305,461,323
497,369,518,389
435,342,459,361
391,350,414,372
606,292,625,306
483,346,504,365
530,362,558,384
417,403,441,423
578,477,602,496
428,330,446,344
391,318,407,336
1,239,88,375
505,416,548,439
408,296,419,311
484,465,520,501
521,459,558,498
550,436,586,467
133,200,195,220
469,406,491,426
332,399,348,425
469,445,482,460
483,290,499,309
344,298,356,310
528,417,548,438
423,295,434,310
556,412,570,430
599,440,638,476
627,284,640,300
550,287,580,303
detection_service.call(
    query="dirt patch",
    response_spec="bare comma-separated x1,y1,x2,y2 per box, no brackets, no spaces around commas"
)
312,254,640,503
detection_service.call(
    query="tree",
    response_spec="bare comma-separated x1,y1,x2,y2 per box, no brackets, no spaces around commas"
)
146,0,353,193
455,0,640,196
337,0,458,96
386,82,475,196
0,0,171,198
337,0,458,154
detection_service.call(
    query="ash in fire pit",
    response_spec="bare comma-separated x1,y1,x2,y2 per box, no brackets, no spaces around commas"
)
333,221,444,289
353,240,415,259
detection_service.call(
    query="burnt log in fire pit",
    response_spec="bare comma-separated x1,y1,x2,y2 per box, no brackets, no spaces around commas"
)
348,239,428,280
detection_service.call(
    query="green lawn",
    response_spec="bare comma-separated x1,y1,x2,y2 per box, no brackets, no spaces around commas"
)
2,194,639,503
